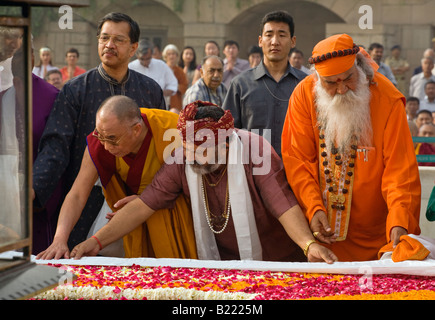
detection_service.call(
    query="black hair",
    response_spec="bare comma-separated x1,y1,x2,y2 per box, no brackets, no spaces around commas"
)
417,109,433,118
260,10,295,37
425,80,435,89
223,40,239,50
368,42,384,52
66,47,80,57
97,12,140,44
194,104,225,121
248,45,263,56
407,96,420,104
179,46,197,71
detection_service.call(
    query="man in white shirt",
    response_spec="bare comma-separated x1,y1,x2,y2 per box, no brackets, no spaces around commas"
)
129,39,178,107
419,81,435,112
409,57,435,101
289,48,311,75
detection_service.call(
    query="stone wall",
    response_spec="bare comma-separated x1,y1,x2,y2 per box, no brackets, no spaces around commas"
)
32,0,435,94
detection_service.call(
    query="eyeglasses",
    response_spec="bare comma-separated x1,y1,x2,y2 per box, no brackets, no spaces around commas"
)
92,122,139,146
97,34,130,46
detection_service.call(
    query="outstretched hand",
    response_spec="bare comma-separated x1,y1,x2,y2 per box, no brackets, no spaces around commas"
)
36,240,70,260
307,243,338,264
70,237,101,260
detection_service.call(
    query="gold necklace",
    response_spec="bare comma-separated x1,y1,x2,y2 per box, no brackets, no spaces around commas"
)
202,165,227,187
201,176,231,234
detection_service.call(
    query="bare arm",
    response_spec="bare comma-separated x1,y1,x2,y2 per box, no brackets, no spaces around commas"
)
36,148,98,260
278,205,338,264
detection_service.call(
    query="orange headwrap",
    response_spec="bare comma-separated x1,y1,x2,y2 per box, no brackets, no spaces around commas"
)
177,100,234,147
308,34,360,77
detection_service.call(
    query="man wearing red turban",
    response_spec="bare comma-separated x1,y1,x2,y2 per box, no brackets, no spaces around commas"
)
281,34,421,261
70,101,337,264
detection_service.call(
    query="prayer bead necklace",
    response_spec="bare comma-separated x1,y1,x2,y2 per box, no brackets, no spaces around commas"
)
319,133,356,212
201,177,231,234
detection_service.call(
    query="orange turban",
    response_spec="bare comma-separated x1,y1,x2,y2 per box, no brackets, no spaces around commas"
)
308,34,360,77
177,100,234,147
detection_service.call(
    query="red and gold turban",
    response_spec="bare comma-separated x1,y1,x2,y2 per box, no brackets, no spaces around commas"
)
308,34,360,77
177,100,234,147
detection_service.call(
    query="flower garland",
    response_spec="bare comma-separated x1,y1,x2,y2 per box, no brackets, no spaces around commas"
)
31,264,435,300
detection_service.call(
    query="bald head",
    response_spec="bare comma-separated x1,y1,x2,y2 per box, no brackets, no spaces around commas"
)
201,55,224,91
419,123,435,137
97,95,142,125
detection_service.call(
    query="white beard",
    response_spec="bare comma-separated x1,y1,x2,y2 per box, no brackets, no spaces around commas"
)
315,66,373,153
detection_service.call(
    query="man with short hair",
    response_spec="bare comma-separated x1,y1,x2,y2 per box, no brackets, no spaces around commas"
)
247,45,263,68
289,48,311,74
409,56,435,101
368,42,397,86
129,39,178,105
222,40,250,87
415,109,433,129
59,47,86,83
183,55,227,107
36,95,196,260
281,34,421,261
70,101,337,264
45,69,63,90
384,45,409,94
406,96,420,121
419,80,435,111
33,12,166,250
223,10,306,157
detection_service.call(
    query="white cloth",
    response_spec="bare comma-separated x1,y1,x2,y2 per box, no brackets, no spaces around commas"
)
0,87,22,236
0,57,13,91
409,72,435,101
25,252,435,276
86,179,125,257
185,131,262,260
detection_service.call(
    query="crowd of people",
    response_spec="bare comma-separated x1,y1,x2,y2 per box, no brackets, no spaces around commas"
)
1,10,432,264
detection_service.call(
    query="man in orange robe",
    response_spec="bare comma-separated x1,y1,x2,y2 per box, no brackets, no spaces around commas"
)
37,95,197,260
281,34,421,261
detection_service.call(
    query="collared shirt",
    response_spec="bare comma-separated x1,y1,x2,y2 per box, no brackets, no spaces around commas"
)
222,57,250,88
420,97,435,112
129,58,178,93
409,72,435,101
222,60,307,157
182,78,228,108
377,62,397,86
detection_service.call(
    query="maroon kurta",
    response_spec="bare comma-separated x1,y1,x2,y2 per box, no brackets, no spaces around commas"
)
140,130,306,262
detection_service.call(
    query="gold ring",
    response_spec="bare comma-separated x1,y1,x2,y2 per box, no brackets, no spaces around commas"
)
313,231,320,238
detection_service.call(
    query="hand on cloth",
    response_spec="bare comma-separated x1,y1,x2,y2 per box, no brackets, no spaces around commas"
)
378,234,435,262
